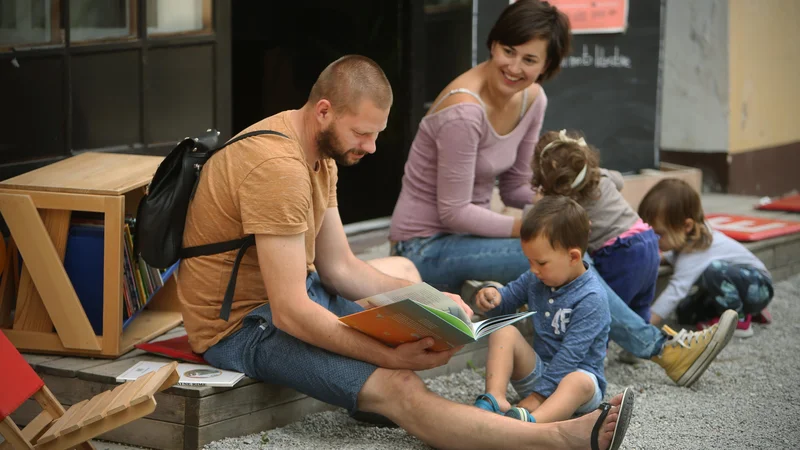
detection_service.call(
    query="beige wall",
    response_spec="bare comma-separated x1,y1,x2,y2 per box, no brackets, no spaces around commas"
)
728,0,800,154
660,0,729,152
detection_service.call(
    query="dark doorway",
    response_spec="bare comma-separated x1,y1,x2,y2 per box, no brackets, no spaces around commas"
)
230,1,415,224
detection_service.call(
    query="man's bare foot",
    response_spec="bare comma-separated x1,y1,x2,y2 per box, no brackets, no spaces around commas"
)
555,393,624,450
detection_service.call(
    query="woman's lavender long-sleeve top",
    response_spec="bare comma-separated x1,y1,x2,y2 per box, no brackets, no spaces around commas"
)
389,90,547,241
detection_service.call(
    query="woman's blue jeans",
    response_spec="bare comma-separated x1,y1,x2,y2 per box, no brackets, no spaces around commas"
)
394,233,666,358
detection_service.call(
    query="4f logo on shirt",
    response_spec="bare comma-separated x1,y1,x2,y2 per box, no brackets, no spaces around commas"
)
551,308,572,335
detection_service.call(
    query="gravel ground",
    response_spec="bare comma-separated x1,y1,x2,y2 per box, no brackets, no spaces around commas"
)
204,274,800,450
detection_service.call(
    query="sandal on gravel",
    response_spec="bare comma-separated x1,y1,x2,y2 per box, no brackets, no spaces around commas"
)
473,393,502,413
591,387,635,450
504,406,535,422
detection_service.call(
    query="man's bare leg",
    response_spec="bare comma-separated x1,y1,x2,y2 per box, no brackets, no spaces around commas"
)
366,256,422,283
357,368,623,450
522,371,595,423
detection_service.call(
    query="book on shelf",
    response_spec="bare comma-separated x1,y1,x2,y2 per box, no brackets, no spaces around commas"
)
121,221,175,327
339,282,535,352
116,361,244,387
64,215,177,330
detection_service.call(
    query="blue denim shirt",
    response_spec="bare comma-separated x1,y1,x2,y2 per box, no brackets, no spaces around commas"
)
489,263,610,397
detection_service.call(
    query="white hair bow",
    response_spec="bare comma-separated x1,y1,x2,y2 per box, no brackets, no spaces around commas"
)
539,129,588,189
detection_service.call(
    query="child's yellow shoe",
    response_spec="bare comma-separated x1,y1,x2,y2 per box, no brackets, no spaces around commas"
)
651,309,737,387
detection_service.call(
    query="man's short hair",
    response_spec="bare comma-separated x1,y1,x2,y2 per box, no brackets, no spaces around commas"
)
520,195,590,254
307,55,393,115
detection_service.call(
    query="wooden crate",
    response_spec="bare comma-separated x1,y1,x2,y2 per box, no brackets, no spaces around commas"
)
0,152,182,358
619,162,702,211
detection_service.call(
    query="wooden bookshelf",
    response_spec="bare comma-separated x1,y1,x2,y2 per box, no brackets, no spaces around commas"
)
0,152,183,357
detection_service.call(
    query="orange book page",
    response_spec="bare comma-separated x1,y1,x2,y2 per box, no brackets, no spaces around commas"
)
340,300,471,352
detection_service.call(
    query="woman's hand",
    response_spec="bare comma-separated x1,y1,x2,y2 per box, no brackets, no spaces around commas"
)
475,287,502,312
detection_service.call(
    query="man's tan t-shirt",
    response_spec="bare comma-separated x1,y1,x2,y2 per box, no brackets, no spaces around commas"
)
177,111,338,353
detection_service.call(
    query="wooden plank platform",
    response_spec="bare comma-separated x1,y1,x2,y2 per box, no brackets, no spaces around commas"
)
8,194,800,449
11,333,494,449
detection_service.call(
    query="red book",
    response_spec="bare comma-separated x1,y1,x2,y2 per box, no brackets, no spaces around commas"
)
756,193,800,212
135,335,206,364
706,213,800,242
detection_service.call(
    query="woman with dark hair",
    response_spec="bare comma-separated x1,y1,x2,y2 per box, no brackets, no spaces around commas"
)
389,0,570,291
385,0,737,390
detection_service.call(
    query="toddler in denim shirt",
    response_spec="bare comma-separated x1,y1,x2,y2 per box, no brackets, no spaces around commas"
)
473,196,610,423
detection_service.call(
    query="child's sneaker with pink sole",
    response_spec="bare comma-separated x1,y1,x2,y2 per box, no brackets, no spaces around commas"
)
698,313,753,338
752,309,773,324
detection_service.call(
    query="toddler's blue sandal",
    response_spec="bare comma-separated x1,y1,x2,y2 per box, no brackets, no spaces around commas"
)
473,393,502,413
504,406,535,422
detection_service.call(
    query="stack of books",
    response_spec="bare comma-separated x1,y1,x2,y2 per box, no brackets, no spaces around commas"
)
121,219,176,325
117,361,245,387
64,215,177,334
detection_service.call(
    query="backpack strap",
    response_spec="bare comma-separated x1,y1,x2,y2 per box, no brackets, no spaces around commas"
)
180,238,250,258
213,129,289,155
179,236,256,321
182,129,289,321
189,130,290,203
219,235,256,321
182,127,290,259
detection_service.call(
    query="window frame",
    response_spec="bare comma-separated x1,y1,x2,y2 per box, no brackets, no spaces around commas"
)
145,0,213,39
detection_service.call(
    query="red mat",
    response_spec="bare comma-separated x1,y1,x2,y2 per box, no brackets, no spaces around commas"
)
135,335,207,364
756,194,800,212
707,214,800,242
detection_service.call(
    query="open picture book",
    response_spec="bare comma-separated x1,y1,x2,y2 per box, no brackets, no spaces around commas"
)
340,282,535,351
116,361,245,387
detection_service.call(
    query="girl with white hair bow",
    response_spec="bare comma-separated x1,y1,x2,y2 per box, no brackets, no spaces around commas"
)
532,129,661,325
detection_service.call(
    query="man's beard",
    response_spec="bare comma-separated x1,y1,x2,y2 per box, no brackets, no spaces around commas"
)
316,125,367,166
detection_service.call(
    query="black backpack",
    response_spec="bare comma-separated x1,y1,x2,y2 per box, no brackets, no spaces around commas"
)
135,128,288,320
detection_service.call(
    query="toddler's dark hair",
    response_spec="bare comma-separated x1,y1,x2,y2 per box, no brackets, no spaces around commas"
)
521,195,590,254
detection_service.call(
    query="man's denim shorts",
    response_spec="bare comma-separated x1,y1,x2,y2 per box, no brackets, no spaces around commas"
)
511,356,603,415
203,272,378,414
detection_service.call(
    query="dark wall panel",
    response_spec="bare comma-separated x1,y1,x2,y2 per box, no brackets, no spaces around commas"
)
231,0,407,224
541,0,663,174
0,55,65,164
71,51,141,150
424,4,473,103
145,45,214,144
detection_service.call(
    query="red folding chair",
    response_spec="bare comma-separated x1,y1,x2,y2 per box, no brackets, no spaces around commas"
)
0,331,178,450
